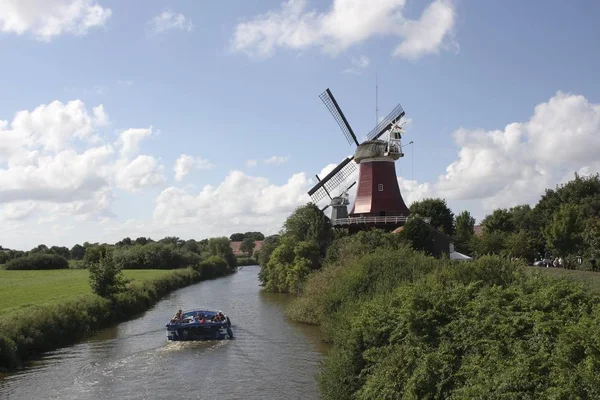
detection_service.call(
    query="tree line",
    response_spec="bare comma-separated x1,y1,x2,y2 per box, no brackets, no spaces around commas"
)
0,235,248,271
412,173,600,268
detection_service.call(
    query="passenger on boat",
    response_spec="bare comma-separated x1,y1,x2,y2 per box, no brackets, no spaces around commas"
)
213,312,225,322
170,309,183,323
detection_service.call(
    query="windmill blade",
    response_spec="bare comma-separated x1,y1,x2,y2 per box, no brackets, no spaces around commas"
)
308,157,356,203
321,204,330,212
366,104,405,141
319,88,360,146
345,181,357,192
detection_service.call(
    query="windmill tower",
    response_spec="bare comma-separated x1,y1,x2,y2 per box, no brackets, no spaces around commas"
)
308,88,412,232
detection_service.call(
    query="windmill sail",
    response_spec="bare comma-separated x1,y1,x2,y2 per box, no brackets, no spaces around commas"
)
366,104,405,141
319,89,360,146
308,157,356,202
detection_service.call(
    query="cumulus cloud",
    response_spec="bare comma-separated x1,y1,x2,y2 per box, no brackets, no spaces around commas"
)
0,0,112,41
150,10,194,33
230,0,456,59
174,154,215,181
0,100,165,223
435,91,600,211
153,170,312,233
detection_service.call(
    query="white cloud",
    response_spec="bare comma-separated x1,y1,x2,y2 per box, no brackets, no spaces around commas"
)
230,0,456,60
264,155,289,165
0,100,166,226
115,155,166,192
153,170,312,233
435,91,600,212
174,154,215,181
4,91,600,251
116,127,153,158
0,0,112,41
150,10,194,33
392,0,458,59
343,55,370,74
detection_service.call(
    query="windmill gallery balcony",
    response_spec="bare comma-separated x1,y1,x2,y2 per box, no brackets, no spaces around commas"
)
330,215,431,227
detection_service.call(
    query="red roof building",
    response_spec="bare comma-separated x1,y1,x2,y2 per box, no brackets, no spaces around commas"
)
230,240,263,256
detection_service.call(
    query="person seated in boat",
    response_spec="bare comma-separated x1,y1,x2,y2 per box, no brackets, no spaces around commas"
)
171,309,183,323
213,312,225,322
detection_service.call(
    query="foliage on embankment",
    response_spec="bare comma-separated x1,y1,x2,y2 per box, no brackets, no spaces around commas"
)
0,257,233,372
286,230,600,399
5,253,69,270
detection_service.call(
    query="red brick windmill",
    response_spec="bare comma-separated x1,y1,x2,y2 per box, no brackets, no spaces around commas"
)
309,88,412,233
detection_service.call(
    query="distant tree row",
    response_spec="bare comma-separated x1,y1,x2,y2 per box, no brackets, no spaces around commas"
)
229,232,265,242
401,173,600,267
1,235,238,271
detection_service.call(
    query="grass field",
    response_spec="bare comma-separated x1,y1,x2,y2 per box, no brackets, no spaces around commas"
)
0,269,174,316
527,265,600,293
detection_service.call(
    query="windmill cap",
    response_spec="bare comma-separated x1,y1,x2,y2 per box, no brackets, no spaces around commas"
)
354,140,402,162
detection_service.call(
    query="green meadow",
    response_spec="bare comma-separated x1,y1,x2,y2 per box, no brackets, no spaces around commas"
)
0,269,173,316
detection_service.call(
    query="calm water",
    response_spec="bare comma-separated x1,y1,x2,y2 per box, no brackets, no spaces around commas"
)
0,266,327,400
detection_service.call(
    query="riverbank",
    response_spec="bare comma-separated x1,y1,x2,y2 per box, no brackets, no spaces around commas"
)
0,263,235,372
279,232,600,399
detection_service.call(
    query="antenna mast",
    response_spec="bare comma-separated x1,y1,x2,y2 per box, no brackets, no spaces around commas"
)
375,72,379,125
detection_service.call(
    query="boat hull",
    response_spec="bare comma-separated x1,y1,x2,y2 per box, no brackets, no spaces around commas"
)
166,324,233,341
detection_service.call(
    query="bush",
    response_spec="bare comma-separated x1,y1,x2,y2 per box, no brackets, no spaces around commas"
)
236,257,257,266
112,242,201,270
88,248,127,298
315,254,600,399
194,255,230,279
5,253,69,270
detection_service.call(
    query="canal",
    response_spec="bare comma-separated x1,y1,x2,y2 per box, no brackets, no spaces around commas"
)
0,266,327,400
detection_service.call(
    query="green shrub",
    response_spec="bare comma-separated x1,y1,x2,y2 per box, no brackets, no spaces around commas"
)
5,253,69,270
236,257,257,266
317,255,600,399
112,242,201,270
88,248,127,298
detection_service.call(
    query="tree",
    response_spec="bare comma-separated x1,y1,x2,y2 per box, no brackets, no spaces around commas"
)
88,247,127,298
409,198,455,235
230,233,245,241
134,237,152,246
182,239,202,255
481,209,515,233
207,237,237,269
240,238,256,256
158,236,184,247
454,210,475,253
402,217,434,255
282,203,332,256
49,246,70,259
115,237,132,247
29,244,49,254
70,244,85,260
256,235,281,267
244,232,265,241
543,204,584,256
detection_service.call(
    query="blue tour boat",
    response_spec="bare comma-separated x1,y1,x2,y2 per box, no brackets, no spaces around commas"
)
166,309,234,341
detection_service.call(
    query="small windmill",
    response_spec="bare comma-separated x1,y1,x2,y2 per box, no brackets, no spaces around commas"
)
308,88,412,231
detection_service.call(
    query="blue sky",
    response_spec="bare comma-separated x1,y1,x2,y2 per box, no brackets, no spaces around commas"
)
1,0,600,250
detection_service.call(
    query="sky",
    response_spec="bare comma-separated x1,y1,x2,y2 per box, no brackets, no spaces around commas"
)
1,0,600,251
